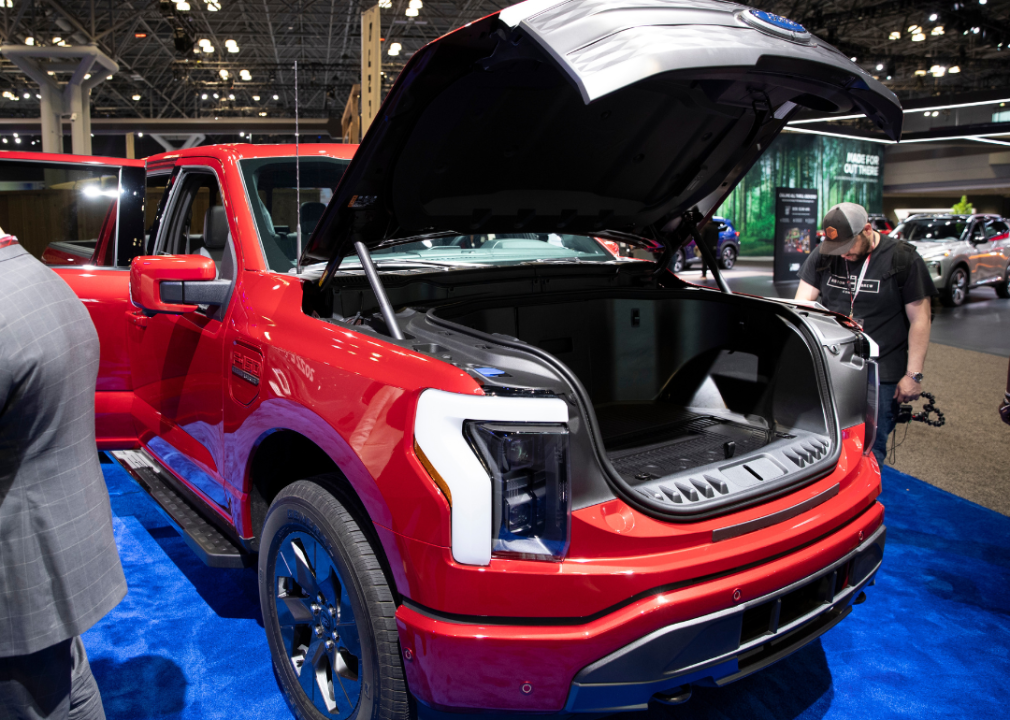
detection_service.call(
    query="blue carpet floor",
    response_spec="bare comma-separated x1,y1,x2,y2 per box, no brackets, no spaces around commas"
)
85,460,1010,720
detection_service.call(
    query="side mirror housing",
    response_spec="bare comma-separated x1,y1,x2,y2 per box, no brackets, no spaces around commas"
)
130,255,226,314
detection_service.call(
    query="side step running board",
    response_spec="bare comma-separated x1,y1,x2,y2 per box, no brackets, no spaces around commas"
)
110,450,250,569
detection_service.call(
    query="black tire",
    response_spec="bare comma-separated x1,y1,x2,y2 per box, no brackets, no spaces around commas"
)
996,266,1010,299
940,266,969,307
719,244,737,270
259,477,409,720
670,249,685,274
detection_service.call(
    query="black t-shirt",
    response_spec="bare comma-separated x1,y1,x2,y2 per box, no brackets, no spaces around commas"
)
799,235,937,382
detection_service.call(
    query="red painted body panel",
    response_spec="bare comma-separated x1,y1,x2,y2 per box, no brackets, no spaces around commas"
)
379,430,877,619
395,479,883,712
53,268,133,393
42,143,884,713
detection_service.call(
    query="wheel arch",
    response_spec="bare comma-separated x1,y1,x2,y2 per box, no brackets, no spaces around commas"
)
246,427,405,603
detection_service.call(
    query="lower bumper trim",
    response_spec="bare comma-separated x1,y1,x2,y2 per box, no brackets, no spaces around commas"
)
565,524,886,712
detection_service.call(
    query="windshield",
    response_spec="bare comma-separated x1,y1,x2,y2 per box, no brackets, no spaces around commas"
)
338,233,614,268
240,156,350,271
900,218,967,242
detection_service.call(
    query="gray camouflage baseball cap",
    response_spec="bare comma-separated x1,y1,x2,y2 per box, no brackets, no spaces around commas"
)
820,202,869,255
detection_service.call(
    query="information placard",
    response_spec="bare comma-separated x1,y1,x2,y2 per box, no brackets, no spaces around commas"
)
773,188,819,284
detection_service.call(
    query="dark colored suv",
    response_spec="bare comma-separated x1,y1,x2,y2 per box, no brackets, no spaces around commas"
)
671,216,741,272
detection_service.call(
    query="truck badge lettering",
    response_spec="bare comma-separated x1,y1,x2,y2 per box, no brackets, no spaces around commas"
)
232,352,261,385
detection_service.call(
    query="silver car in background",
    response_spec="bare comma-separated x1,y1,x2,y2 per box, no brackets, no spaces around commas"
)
891,214,1010,306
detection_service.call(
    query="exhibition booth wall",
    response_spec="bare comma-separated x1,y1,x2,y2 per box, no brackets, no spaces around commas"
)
719,133,885,256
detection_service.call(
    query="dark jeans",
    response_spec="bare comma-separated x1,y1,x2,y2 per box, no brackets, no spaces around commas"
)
0,637,105,720
873,382,899,468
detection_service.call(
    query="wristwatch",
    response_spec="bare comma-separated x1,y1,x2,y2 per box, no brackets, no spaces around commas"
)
906,371,924,383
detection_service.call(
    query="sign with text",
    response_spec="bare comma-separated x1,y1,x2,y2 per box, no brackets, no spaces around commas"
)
774,188,819,284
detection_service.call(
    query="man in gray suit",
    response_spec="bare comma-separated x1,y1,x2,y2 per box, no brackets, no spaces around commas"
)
0,231,127,720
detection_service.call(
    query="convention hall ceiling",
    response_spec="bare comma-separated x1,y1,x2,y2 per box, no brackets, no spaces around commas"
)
0,1,1007,122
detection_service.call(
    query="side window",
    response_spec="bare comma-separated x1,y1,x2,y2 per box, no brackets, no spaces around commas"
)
158,170,234,280
0,160,120,264
986,220,1008,239
144,173,173,255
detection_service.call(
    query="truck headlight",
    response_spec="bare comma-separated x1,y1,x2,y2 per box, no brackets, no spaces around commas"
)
413,389,570,566
465,422,570,561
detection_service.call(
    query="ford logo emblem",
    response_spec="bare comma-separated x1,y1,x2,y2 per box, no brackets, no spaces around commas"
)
749,10,806,33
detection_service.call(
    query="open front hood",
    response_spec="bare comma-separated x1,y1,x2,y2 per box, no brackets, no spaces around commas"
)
305,0,902,282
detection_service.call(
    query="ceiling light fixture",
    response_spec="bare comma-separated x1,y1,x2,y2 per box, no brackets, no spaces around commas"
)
409,0,423,8
912,32,926,42
907,25,921,33
252,94,260,101
931,26,944,36
201,93,208,99
948,65,961,74
876,63,884,71
228,93,235,100
25,37,34,46
929,13,938,21
132,94,142,101
272,94,279,100
388,42,402,56
889,31,900,40
219,69,229,79
259,111,267,116
405,7,418,16
915,69,928,76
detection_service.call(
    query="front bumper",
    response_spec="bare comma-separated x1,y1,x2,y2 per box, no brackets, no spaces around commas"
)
396,502,885,713
567,524,885,712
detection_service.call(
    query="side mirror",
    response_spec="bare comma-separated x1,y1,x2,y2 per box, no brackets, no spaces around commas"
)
130,255,229,314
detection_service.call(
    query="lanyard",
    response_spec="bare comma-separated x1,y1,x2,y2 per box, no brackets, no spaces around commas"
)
845,253,872,319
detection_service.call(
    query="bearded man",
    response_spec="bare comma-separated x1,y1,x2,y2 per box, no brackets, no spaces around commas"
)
795,203,937,466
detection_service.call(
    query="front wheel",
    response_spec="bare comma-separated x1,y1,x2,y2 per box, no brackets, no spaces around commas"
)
719,244,737,270
259,478,409,720
996,266,1010,299
670,249,685,274
941,266,969,307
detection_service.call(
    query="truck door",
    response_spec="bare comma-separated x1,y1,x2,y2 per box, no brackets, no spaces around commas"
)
127,159,238,518
0,153,147,447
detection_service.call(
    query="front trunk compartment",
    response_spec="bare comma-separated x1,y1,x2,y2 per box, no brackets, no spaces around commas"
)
431,291,838,516
309,264,859,521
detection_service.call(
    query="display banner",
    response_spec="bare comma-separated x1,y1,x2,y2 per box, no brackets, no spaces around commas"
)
718,134,885,256
773,187,819,283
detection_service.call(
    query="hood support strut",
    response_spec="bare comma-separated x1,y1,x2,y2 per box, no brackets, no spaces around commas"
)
355,241,405,340
682,212,732,295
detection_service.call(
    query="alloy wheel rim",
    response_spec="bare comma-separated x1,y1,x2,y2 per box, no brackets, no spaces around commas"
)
722,247,735,268
673,252,684,272
952,270,966,304
274,531,362,717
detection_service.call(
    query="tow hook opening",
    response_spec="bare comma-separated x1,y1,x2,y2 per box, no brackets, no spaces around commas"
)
651,685,692,707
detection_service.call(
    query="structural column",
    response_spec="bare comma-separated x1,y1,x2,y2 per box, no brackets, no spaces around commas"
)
0,44,117,155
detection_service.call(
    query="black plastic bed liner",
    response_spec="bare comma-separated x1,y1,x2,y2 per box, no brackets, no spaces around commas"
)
597,404,772,483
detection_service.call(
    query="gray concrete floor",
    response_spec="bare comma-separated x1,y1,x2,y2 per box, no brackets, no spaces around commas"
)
682,258,1010,515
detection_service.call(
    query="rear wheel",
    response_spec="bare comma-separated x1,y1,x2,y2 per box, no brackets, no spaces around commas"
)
670,249,686,274
996,266,1010,299
941,266,969,307
259,478,409,720
719,244,737,270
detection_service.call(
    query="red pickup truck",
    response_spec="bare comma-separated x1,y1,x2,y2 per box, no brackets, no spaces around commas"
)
1,2,903,718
